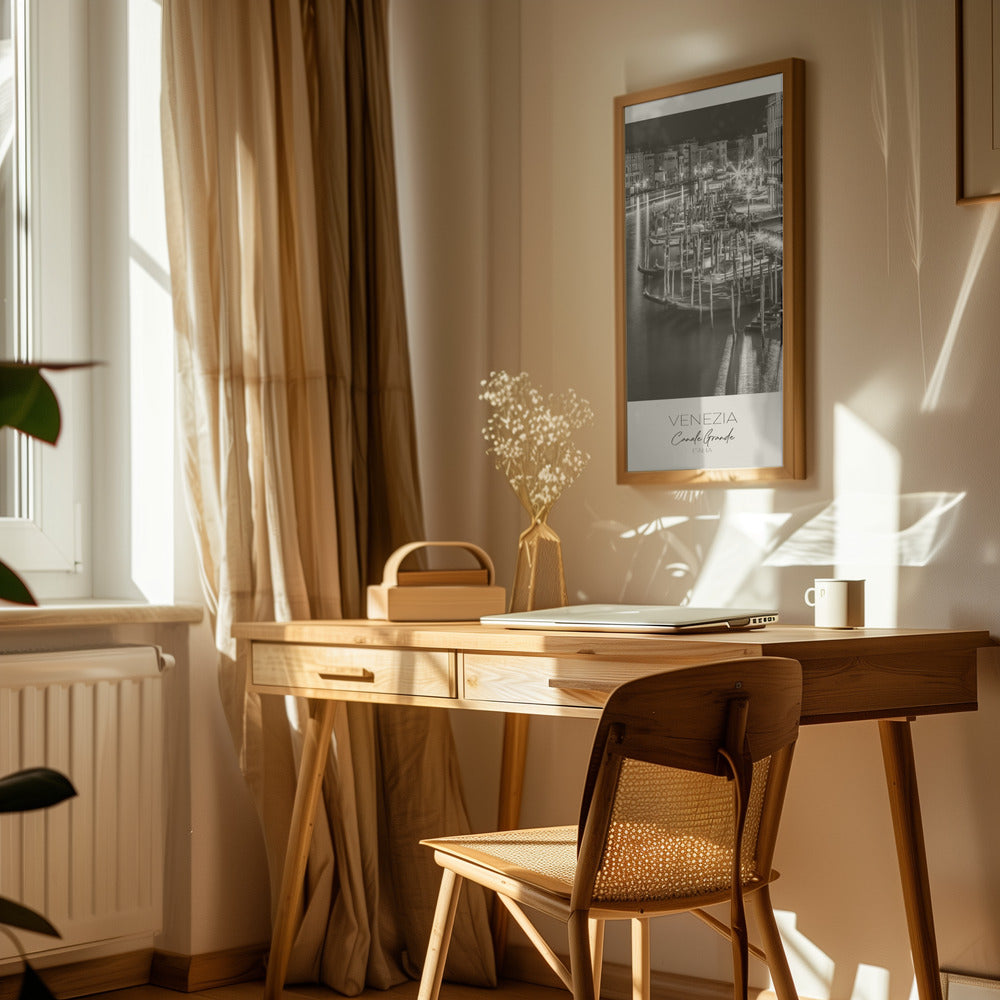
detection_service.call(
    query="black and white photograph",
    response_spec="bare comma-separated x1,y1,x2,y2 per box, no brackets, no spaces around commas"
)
615,60,804,483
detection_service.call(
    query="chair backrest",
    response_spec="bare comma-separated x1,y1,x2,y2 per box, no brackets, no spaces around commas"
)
572,656,802,910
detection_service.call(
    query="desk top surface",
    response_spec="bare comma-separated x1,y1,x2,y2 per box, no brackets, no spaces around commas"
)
233,619,993,660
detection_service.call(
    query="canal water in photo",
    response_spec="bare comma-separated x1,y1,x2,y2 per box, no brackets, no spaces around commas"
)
623,189,784,404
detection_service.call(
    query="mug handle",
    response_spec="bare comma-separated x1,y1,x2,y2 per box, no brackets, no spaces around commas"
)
804,586,816,607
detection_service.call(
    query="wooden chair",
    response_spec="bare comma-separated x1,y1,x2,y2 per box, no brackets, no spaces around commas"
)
416,657,803,1000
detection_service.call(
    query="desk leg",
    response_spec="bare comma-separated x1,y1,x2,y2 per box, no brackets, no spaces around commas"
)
878,719,944,1000
491,713,530,968
264,699,337,1000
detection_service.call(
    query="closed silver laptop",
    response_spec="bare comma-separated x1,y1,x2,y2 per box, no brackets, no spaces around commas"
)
481,603,778,634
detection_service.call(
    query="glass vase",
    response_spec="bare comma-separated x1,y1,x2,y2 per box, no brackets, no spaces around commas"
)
509,518,567,612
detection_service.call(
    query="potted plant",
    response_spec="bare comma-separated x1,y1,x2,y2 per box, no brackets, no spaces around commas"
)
0,360,81,998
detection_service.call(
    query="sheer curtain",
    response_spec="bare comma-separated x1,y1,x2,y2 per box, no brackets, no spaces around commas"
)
160,0,495,993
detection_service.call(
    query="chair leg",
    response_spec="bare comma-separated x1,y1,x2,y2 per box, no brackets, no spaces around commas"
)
749,885,798,1000
732,912,749,1000
568,911,597,1000
589,918,605,998
631,918,650,1000
418,867,464,1000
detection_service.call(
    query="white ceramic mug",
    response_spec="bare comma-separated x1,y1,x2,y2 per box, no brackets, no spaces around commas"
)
804,578,865,628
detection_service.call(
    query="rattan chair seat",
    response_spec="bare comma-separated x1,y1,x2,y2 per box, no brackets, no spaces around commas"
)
423,804,771,907
422,825,578,896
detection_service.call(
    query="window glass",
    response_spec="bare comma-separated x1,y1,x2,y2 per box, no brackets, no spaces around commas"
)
0,0,20,517
0,0,89,598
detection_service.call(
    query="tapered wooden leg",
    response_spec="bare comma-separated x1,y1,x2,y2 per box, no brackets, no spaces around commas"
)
491,713,530,967
631,918,650,1000
568,910,597,1000
418,867,464,1000
749,885,798,1000
879,719,944,1000
590,918,606,999
264,699,337,1000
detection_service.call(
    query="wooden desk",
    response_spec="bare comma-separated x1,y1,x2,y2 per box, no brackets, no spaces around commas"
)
233,620,991,1000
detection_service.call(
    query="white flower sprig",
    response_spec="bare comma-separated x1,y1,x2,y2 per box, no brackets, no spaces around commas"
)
479,370,593,523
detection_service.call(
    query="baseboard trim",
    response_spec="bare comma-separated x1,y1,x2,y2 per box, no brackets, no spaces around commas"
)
0,949,153,1000
0,939,771,999
150,943,268,993
503,942,768,1000
0,943,269,998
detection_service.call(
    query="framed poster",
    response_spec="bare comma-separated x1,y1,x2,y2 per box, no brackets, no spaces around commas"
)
615,58,805,484
956,0,1000,203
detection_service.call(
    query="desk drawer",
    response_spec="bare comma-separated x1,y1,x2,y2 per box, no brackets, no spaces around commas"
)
253,643,456,698
463,654,660,710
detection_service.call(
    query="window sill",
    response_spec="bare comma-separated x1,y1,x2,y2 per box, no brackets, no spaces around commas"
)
0,601,204,630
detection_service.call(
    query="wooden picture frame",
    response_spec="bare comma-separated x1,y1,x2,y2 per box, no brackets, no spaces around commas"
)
941,972,1000,1000
956,0,1000,203
615,58,805,485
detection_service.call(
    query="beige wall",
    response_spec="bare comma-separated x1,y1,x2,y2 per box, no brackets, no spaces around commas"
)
391,1,1000,998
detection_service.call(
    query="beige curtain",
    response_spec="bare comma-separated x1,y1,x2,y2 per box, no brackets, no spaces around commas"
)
160,0,495,993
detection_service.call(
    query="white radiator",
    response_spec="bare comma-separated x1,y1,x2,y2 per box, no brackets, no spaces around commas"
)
0,646,168,959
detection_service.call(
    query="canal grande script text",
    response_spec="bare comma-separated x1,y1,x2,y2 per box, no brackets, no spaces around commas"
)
668,410,737,449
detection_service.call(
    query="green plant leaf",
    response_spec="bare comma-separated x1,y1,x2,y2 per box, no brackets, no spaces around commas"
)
0,361,98,444
19,961,58,1000
0,898,60,938
0,365,61,444
0,561,36,606
0,768,76,813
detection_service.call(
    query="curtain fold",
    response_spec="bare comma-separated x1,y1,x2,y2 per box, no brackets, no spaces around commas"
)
160,0,495,993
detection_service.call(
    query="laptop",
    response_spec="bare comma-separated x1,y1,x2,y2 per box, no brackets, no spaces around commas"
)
481,603,779,634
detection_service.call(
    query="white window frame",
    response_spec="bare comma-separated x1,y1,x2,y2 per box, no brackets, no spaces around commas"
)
0,0,91,600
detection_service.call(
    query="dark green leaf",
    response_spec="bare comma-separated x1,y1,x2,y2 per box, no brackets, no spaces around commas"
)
0,365,61,444
0,561,36,606
0,898,60,938
0,361,98,444
19,961,58,1000
16,362,98,372
0,768,76,813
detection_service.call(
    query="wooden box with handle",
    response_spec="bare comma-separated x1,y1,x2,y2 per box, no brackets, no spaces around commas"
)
366,541,507,621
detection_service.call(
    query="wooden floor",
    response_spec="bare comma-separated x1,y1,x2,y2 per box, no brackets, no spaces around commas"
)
99,980,564,1000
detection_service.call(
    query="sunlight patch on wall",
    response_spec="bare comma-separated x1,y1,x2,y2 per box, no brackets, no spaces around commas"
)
763,492,964,570
774,909,835,1000
620,515,689,539
771,911,895,1000
686,489,782,606
922,204,999,412
128,0,174,602
851,964,891,1000
833,404,899,626
612,486,963,609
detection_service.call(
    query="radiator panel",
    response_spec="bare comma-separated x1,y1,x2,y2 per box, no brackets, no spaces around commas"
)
0,647,164,959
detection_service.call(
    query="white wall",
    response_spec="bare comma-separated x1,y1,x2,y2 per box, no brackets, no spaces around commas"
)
391,2,1000,999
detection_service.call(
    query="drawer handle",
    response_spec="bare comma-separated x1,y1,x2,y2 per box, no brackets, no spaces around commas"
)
547,677,618,694
317,668,375,683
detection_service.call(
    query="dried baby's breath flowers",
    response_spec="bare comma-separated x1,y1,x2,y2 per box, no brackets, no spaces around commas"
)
479,370,593,522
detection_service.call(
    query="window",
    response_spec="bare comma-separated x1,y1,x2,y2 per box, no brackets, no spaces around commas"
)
0,0,91,600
